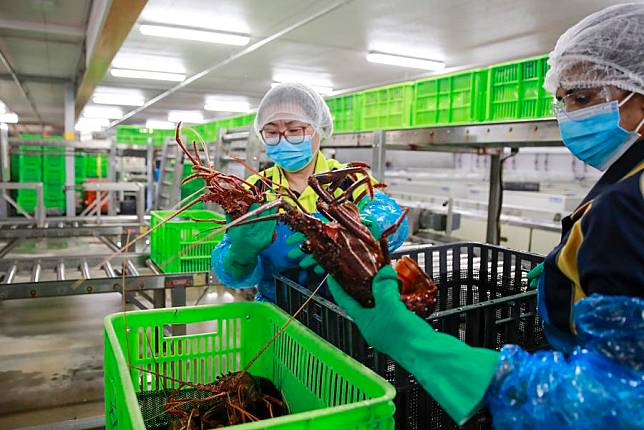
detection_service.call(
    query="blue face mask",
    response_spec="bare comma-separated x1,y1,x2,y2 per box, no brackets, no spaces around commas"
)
556,93,643,171
266,135,315,172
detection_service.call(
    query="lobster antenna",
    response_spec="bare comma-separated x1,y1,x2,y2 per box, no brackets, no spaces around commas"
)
174,122,200,166
185,125,211,166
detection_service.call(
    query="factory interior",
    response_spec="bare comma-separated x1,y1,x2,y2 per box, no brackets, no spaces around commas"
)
0,1,642,429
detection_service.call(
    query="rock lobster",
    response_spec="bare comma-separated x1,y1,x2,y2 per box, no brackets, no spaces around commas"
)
233,164,439,317
175,121,437,315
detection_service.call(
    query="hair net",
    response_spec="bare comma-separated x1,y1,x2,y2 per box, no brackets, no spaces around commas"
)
544,3,644,95
254,83,333,140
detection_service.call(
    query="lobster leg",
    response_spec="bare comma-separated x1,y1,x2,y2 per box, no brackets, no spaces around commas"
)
333,175,376,205
311,166,375,201
379,207,409,242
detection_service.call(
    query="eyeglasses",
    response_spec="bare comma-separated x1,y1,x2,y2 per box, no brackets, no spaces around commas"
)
551,86,620,115
259,126,311,145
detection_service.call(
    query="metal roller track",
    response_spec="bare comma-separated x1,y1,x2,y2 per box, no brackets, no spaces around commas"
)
0,252,210,304
0,221,144,239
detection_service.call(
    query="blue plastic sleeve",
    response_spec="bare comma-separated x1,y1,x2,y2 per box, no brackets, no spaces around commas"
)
211,234,264,288
486,294,644,430
360,191,408,252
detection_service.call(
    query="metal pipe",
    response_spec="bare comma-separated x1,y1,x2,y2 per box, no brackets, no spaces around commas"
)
371,130,386,183
80,260,91,279
486,153,502,245
109,0,353,127
35,183,45,228
57,261,66,281
126,259,139,277
31,261,41,283
136,183,145,224
4,263,16,284
103,260,116,278
444,198,454,237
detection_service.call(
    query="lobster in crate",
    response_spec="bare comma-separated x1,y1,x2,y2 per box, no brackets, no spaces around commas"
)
135,368,288,429
235,163,439,317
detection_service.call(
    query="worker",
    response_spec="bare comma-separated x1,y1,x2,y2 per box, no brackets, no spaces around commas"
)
211,83,408,302
326,4,643,429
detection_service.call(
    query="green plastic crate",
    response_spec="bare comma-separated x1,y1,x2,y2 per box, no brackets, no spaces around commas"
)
412,69,488,127
326,94,363,133
87,154,108,178
16,194,37,213
230,113,256,128
486,55,554,121
150,209,225,273
43,148,66,184
361,83,413,130
104,302,395,430
75,154,88,185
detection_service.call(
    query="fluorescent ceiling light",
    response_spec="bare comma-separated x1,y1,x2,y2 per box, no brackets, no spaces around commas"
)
139,24,249,46
112,54,186,74
92,93,145,106
83,105,123,119
110,68,186,82
168,110,203,123
145,119,174,130
366,52,445,71
75,117,109,132
0,113,18,123
204,100,251,113
271,82,334,96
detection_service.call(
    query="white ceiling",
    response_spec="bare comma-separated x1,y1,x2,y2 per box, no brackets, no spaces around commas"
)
0,0,639,131
0,0,89,132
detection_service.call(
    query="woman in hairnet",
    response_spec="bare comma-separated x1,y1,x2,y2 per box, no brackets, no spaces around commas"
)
326,4,643,429
211,83,407,302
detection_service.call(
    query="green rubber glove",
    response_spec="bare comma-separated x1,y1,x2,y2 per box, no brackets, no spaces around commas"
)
286,216,382,275
527,262,544,290
287,232,326,275
222,203,277,280
328,266,500,425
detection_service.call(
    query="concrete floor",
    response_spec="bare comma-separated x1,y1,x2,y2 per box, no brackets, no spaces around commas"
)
0,237,249,429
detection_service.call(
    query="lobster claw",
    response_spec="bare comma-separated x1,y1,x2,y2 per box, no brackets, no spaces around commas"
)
394,256,438,318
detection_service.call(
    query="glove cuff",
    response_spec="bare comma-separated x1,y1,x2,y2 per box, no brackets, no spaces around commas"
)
393,326,500,425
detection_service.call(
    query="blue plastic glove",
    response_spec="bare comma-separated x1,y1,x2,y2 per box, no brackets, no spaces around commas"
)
328,266,500,425
222,203,277,280
286,216,382,276
526,262,544,290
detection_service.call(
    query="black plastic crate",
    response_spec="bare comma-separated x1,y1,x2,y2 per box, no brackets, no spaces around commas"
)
275,242,546,430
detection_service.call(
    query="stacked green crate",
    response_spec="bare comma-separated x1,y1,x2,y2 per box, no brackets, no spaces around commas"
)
361,83,413,130
486,55,553,121
230,112,256,128
75,154,87,186
42,146,66,211
153,129,174,146
412,69,488,127
87,154,108,178
116,126,150,145
326,93,363,132
16,145,42,213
